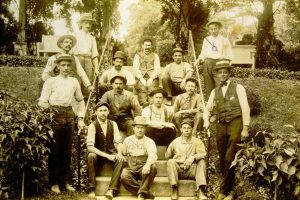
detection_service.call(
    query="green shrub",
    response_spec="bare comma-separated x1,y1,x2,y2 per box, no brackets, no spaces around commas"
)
0,91,53,198
232,127,300,200
0,55,47,68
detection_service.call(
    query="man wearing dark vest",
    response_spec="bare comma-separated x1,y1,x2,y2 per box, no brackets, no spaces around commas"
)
86,101,125,199
203,60,250,200
133,36,160,106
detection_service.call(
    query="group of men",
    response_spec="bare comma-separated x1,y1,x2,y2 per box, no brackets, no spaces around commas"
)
38,13,250,200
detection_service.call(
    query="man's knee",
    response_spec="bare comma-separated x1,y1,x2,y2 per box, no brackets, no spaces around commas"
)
167,159,177,168
121,169,131,181
87,153,97,161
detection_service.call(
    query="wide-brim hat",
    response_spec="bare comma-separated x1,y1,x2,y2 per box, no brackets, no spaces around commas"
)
149,88,168,98
139,36,156,46
132,116,148,126
54,54,74,64
57,35,77,49
215,60,233,71
78,13,95,24
110,75,127,84
181,118,194,127
172,47,183,54
113,51,126,60
206,19,222,28
95,101,110,110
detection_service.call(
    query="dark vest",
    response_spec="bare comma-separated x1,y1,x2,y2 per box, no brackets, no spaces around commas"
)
93,119,116,154
215,82,242,123
137,52,155,78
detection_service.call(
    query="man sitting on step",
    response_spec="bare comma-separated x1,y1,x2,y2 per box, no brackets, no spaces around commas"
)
121,116,157,200
142,88,177,145
86,101,125,199
165,118,207,200
173,78,204,136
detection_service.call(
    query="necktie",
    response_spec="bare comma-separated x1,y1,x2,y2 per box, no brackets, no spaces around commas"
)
220,81,227,87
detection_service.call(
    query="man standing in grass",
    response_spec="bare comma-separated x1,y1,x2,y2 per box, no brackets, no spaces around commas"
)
203,60,250,200
38,54,86,194
195,19,232,97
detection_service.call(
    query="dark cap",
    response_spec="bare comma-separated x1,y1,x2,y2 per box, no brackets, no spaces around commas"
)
149,88,168,98
181,118,194,127
95,101,110,110
110,75,127,84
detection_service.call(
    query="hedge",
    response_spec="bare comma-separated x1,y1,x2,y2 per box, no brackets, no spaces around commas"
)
0,54,300,80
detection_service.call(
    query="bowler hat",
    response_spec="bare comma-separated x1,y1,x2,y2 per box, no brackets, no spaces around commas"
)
172,47,183,54
95,101,110,110
206,19,222,28
113,51,126,60
132,116,148,126
215,60,233,71
78,13,95,24
54,54,73,64
149,88,168,98
181,118,194,127
110,75,127,84
57,35,77,49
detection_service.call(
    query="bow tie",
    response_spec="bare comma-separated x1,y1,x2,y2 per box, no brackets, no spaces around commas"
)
220,81,228,87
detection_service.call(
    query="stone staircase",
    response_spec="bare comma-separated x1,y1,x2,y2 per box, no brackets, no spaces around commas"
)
95,146,198,198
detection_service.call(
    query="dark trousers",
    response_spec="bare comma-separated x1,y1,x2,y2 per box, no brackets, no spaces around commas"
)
162,76,184,97
77,55,94,98
203,58,220,97
87,153,124,191
48,106,75,186
216,117,243,195
121,156,157,196
167,159,207,188
145,126,176,146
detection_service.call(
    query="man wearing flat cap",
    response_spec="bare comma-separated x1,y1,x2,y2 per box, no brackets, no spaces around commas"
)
101,75,142,135
133,36,161,106
99,51,135,97
121,116,157,200
203,60,250,200
38,54,86,194
162,47,194,99
195,19,233,98
41,34,93,93
142,88,176,146
73,13,99,96
165,118,207,200
86,101,125,199
173,78,204,136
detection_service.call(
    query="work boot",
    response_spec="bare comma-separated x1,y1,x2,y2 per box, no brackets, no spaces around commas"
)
223,191,235,200
197,188,208,200
216,193,226,200
171,185,178,200
137,193,145,200
51,184,61,194
65,183,76,192
105,189,114,200
87,187,96,198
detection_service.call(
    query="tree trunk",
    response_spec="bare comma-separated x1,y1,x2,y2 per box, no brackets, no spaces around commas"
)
255,0,279,68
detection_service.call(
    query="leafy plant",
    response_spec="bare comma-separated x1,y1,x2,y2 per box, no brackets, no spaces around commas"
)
232,127,300,200
0,91,53,198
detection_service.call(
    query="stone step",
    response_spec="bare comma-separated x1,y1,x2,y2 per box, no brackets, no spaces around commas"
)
98,160,168,177
95,176,197,197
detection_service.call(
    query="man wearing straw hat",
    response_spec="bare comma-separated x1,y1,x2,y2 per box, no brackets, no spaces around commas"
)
73,13,99,96
133,36,160,106
99,51,135,97
195,19,232,97
41,34,93,93
86,101,125,199
38,54,86,194
162,47,194,99
203,60,250,200
121,116,157,200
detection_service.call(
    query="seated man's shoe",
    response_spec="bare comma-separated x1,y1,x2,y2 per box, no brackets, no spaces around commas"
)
171,185,178,200
216,193,226,200
87,187,96,198
223,191,235,200
65,183,76,192
51,184,61,194
105,189,114,200
138,194,145,200
143,191,155,199
197,188,208,200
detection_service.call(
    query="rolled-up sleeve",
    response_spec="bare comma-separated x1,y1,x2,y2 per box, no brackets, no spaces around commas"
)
145,139,157,166
236,84,250,126
86,123,96,146
194,139,206,160
133,54,143,80
112,121,122,144
74,80,85,117
38,79,51,108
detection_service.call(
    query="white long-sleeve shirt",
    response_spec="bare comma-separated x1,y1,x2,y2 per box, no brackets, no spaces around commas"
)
203,80,250,126
198,35,233,61
72,30,99,59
